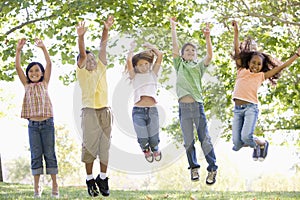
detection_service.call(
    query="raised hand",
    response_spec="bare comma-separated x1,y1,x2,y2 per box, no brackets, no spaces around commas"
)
142,42,156,50
232,20,238,33
129,40,137,52
16,38,26,51
170,17,178,26
104,15,114,30
34,38,45,49
202,22,210,37
76,21,87,36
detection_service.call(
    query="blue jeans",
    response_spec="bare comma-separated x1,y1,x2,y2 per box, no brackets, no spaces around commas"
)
28,117,58,175
232,103,259,151
179,102,218,171
132,106,160,152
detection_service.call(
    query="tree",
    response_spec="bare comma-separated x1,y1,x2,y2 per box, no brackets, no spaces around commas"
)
1,0,299,143
54,124,83,186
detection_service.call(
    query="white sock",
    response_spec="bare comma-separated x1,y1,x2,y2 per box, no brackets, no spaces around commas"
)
99,172,106,180
86,174,94,181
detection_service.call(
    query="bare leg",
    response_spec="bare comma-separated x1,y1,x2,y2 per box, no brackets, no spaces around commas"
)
254,137,266,146
33,174,41,194
51,174,59,196
100,162,107,173
86,162,94,175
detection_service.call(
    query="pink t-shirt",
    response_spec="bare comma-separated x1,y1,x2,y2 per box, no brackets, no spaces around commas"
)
232,68,265,104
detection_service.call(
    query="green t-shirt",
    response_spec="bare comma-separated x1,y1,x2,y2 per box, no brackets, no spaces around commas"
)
173,56,207,103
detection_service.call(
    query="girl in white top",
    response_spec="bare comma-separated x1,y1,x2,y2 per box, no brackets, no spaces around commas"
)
125,42,163,163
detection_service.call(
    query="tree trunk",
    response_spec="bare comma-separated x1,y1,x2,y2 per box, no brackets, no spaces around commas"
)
0,154,3,182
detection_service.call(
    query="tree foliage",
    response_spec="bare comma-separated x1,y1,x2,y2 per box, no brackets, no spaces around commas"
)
1,0,299,142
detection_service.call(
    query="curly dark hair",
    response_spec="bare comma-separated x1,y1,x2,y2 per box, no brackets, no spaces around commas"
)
234,38,282,85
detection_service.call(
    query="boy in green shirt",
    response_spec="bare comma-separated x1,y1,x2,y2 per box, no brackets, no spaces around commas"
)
170,17,218,185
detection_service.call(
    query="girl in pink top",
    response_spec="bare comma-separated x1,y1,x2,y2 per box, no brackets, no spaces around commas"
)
15,38,58,198
231,20,300,161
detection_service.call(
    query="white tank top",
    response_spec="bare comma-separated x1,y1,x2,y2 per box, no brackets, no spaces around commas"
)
132,71,158,104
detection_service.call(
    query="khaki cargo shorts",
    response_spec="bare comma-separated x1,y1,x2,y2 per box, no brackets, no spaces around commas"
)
81,107,112,165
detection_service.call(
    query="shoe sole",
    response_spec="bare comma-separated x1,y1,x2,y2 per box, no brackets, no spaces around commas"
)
206,180,216,185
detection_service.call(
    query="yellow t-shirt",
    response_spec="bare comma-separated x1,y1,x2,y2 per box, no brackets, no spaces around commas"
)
76,59,108,109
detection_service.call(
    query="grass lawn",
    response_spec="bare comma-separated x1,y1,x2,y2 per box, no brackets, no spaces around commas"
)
0,182,299,199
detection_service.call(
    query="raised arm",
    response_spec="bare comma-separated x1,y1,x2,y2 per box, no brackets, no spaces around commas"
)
35,38,52,83
170,17,180,58
76,21,88,68
126,41,136,79
143,43,163,75
99,15,114,65
15,38,27,86
203,23,213,66
232,20,242,68
264,48,300,79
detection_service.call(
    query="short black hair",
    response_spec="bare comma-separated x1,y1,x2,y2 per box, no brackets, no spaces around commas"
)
77,50,92,61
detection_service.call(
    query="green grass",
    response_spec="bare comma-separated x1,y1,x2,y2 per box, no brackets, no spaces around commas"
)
0,182,299,199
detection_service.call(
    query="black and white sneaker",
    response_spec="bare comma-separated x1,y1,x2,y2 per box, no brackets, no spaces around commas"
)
86,178,99,197
259,140,269,161
190,168,199,181
252,146,260,161
95,175,110,196
206,170,217,185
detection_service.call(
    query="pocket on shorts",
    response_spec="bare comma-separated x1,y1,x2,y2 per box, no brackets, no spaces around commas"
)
100,108,112,129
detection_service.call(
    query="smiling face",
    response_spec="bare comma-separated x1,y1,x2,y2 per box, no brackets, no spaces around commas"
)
182,44,197,61
248,55,263,73
135,59,151,73
27,64,43,82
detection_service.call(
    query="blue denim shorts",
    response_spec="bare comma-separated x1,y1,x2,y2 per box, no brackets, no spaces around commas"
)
28,117,58,175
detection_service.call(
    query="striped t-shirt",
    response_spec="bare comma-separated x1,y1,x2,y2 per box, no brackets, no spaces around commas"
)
21,81,53,119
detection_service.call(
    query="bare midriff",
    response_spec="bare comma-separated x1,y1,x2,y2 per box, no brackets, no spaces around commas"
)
135,96,156,107
234,98,250,106
29,117,50,121
179,95,196,103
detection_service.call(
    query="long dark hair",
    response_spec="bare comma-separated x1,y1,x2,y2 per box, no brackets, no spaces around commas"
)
25,62,45,83
234,38,282,85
